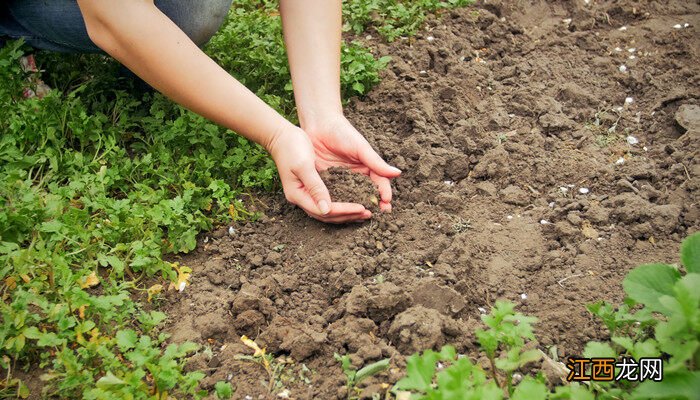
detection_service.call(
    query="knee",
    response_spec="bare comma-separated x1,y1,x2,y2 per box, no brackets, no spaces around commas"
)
158,0,232,47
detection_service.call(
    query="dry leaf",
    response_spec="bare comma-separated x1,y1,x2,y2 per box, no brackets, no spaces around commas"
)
147,284,164,302
79,272,100,289
5,277,17,290
168,263,192,292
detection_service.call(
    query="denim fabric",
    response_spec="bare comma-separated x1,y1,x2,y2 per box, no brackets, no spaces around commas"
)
0,0,232,53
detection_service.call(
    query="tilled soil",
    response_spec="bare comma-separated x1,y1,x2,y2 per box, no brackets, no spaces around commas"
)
163,1,699,398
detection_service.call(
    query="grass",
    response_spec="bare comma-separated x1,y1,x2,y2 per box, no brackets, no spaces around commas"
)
0,0,471,398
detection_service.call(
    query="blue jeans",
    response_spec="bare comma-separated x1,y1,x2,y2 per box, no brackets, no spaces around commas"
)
0,0,233,52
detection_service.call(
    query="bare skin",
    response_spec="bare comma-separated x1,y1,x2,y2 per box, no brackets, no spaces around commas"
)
76,0,400,223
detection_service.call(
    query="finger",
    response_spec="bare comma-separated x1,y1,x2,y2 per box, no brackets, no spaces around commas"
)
358,142,401,178
370,172,393,204
309,211,372,224
296,165,332,215
379,201,392,213
294,198,367,219
328,202,367,215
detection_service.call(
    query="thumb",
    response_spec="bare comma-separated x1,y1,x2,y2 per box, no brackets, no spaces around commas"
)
297,165,332,215
358,142,401,178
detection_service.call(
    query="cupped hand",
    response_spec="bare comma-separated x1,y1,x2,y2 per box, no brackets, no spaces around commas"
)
267,125,373,223
302,114,401,212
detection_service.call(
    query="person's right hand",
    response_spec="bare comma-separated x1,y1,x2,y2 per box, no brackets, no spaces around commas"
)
267,125,372,223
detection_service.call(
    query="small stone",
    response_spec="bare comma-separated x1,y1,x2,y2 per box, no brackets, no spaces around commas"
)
675,104,700,131
579,187,590,194
228,226,236,236
626,135,639,145
619,65,628,73
625,97,634,105
674,24,682,29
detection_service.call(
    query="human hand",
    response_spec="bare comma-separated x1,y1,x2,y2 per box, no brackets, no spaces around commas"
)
302,114,401,212
267,125,373,223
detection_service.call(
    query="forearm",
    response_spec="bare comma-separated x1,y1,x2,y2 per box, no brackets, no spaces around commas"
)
77,0,292,151
279,0,343,129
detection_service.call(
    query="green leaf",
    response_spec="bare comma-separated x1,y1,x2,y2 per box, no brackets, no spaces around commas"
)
680,232,700,273
623,264,681,314
352,81,365,94
39,220,64,233
631,371,700,400
115,329,138,352
612,336,635,353
95,371,126,388
512,377,548,400
215,381,233,399
355,358,390,385
438,345,457,361
583,341,617,359
393,350,441,393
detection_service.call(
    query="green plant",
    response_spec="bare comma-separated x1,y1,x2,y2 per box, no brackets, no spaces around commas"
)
343,0,474,41
583,232,700,399
237,335,288,394
335,353,390,399
476,301,542,394
215,380,233,399
391,233,700,399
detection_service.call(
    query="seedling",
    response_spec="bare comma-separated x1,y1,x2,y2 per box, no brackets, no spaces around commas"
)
237,336,287,394
335,353,390,400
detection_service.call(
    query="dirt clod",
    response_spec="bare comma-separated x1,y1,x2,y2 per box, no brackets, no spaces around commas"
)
320,167,380,211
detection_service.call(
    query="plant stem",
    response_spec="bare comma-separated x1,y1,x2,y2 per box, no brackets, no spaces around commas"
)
488,356,501,388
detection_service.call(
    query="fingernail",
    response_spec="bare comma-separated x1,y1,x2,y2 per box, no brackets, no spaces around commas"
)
318,200,330,215
390,166,402,174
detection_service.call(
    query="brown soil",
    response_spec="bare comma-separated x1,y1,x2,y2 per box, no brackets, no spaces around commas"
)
320,167,380,212
163,1,699,398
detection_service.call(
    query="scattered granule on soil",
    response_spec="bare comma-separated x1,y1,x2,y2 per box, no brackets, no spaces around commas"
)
320,167,380,211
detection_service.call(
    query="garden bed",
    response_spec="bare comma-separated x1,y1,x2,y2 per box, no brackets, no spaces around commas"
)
162,0,699,398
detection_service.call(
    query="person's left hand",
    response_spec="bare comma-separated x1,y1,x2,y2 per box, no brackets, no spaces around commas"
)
302,115,401,212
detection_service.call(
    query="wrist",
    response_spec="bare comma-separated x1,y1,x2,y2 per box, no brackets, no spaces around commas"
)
264,119,298,157
298,109,345,135
297,104,344,131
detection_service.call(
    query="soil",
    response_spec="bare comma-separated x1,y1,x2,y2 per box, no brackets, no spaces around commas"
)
162,1,699,398
320,167,380,212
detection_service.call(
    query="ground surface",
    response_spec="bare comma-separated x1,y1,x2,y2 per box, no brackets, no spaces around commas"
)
162,1,699,398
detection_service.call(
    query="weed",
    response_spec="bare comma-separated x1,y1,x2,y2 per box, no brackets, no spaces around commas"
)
214,380,233,399
343,0,475,41
237,336,288,394
335,353,390,399
451,217,472,233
